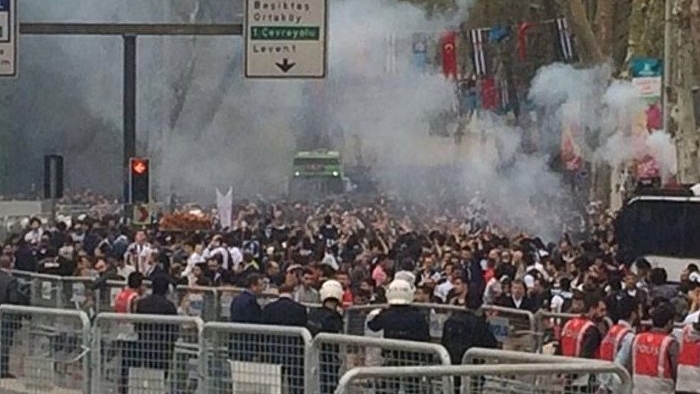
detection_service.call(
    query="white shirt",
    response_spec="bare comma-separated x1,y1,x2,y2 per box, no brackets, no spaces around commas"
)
683,310,700,325
118,264,136,280
228,247,244,270
124,242,152,273
434,280,454,302
24,228,43,245
182,252,205,278
321,252,339,271
203,246,230,269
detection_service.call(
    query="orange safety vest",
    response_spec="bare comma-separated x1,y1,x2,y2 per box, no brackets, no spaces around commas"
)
599,323,632,362
114,288,138,313
632,331,675,394
676,325,700,393
560,316,595,357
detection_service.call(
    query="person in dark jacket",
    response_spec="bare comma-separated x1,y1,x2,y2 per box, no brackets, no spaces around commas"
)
229,273,263,361
307,279,344,394
0,255,27,378
498,279,537,312
262,284,308,394
119,275,178,394
442,293,498,394
368,279,431,394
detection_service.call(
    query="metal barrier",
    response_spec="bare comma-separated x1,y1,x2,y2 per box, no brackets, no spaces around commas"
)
333,362,631,394
482,305,538,352
0,305,91,394
534,310,578,353
91,313,204,394
309,332,452,394
201,322,313,394
175,285,219,321
95,280,129,314
460,347,631,394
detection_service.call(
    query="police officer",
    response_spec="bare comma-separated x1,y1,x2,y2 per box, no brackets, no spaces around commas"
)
558,293,606,392
559,293,606,359
597,296,639,393
367,279,429,341
262,284,308,394
631,303,678,394
441,293,497,394
676,314,700,394
367,279,430,394
307,280,344,394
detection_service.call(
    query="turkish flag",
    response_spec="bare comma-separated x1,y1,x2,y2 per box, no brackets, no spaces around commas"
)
441,30,458,79
480,77,499,110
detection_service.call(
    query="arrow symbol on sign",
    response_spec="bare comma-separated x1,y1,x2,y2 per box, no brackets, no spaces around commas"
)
275,58,295,73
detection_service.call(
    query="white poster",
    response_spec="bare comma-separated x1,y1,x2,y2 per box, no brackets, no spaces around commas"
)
216,187,233,229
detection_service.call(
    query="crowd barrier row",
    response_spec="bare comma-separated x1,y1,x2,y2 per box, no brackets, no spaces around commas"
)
9,271,688,356
9,271,542,350
0,305,630,394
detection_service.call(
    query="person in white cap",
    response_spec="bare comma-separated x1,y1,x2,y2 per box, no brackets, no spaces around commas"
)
367,279,429,341
367,279,430,394
307,279,344,394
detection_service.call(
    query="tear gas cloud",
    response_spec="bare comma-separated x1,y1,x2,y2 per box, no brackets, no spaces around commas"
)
5,0,676,242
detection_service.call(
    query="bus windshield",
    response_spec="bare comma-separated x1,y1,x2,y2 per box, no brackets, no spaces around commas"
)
616,198,700,259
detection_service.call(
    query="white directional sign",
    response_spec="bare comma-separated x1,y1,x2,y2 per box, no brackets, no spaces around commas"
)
0,0,16,77
244,0,327,78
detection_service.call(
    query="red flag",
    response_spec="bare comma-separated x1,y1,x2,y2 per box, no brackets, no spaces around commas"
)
440,30,458,79
481,77,499,110
517,22,534,60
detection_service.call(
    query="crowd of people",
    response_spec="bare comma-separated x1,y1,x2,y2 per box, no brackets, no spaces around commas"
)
1,195,700,394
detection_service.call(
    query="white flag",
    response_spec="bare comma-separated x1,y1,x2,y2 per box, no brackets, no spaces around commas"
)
216,186,233,229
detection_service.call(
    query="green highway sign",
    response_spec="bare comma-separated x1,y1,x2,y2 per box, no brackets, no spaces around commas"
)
244,0,327,78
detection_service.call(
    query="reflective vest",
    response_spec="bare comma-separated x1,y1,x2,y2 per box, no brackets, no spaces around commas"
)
114,288,138,313
560,316,595,357
676,325,700,393
599,323,632,362
632,331,675,394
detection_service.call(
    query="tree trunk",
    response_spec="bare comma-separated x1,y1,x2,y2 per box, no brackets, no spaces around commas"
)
561,0,605,64
593,0,615,57
690,0,700,68
673,0,700,182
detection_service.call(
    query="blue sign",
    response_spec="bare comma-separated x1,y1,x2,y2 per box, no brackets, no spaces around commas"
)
631,57,663,78
0,0,9,11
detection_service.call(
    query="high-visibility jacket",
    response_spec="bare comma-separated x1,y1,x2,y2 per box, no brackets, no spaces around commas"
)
599,322,633,362
560,316,595,357
676,325,700,393
114,288,138,313
632,331,675,394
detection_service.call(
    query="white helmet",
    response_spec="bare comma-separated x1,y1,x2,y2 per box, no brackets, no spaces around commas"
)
386,279,415,305
394,271,416,289
319,279,344,303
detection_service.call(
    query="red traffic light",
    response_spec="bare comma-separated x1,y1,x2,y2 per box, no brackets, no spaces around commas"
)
131,158,149,175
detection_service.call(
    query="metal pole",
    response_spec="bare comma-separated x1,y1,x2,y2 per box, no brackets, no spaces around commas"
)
123,34,137,220
663,0,672,134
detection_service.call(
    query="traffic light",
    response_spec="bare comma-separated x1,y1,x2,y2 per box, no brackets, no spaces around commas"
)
129,157,150,203
43,155,64,200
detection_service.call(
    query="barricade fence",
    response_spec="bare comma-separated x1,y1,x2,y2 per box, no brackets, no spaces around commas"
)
333,363,632,394
309,332,452,394
0,305,91,394
460,347,632,394
30,271,699,356
0,305,459,394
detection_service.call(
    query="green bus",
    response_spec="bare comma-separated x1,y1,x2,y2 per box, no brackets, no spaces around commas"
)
288,150,347,197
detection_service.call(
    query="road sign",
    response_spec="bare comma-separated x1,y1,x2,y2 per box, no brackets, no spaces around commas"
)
133,203,150,225
0,0,17,77
244,0,327,78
